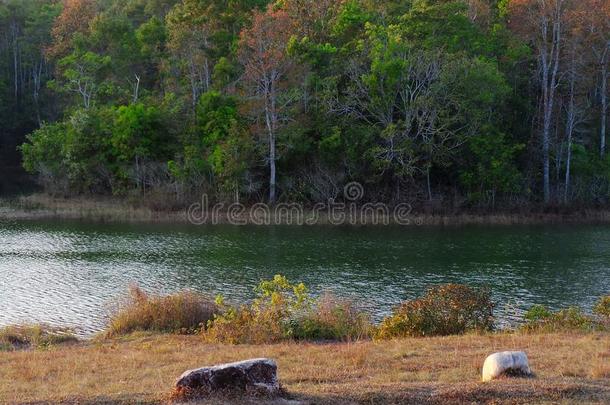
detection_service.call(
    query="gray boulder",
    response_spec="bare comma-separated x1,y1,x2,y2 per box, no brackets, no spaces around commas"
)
176,358,280,396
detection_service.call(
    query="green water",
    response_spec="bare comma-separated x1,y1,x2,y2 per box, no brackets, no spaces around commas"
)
1,220,609,334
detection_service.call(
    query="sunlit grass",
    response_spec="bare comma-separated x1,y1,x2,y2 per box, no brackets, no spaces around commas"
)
0,332,607,404
103,286,217,338
0,324,78,351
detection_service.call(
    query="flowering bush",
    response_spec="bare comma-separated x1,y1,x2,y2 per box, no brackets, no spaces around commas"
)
204,275,311,344
204,276,372,344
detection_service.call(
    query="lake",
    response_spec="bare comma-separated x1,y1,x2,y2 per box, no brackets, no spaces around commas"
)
1,220,609,335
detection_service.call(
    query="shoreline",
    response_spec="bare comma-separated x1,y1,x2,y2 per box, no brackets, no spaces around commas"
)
2,194,610,226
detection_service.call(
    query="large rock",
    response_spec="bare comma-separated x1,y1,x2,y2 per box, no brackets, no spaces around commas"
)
482,351,532,382
176,358,280,396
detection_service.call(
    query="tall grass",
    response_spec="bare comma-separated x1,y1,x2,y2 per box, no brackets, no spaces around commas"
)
0,324,77,351
6,193,610,225
104,286,217,337
292,294,372,341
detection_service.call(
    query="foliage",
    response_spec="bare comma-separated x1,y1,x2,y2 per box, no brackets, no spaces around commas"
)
204,275,311,344
21,122,69,193
22,101,177,195
593,296,610,318
520,305,598,333
460,129,524,206
194,91,254,195
104,286,217,337
4,0,610,209
375,284,495,339
204,275,372,344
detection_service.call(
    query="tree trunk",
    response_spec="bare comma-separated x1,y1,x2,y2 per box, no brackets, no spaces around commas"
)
266,78,278,205
564,89,575,205
269,130,277,204
539,4,562,204
426,164,432,202
601,57,608,157
564,47,578,204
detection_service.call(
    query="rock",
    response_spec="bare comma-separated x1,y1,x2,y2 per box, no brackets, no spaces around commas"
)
482,351,532,382
176,358,280,397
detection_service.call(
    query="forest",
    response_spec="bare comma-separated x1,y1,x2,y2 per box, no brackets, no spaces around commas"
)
0,0,609,211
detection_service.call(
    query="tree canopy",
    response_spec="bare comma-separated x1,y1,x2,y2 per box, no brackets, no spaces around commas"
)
1,0,609,209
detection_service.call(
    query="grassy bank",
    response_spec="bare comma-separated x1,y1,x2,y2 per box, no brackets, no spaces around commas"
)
0,332,608,404
3,193,610,226
0,283,608,403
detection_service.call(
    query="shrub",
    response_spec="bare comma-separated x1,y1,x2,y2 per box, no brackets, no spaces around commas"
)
523,304,552,322
291,294,372,341
203,275,311,344
375,284,494,339
0,324,77,351
520,305,597,333
594,296,610,318
104,286,217,337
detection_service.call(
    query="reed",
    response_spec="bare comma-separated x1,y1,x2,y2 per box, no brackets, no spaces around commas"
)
104,286,217,338
0,324,77,351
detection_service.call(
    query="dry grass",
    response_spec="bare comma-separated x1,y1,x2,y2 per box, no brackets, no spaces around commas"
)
0,324,78,352
293,294,373,341
104,287,217,338
0,194,187,223
3,194,610,225
0,332,608,404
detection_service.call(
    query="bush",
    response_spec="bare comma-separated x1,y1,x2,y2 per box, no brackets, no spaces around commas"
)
594,296,610,318
104,286,217,337
523,304,552,322
203,275,311,344
0,324,77,351
204,276,372,344
291,294,372,341
375,284,494,339
520,305,597,333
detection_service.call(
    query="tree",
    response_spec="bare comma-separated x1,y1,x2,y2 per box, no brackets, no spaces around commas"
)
47,0,96,59
283,0,343,42
166,0,215,107
332,9,508,200
576,0,610,157
238,4,297,204
54,48,111,109
460,128,524,208
560,20,589,203
196,91,254,198
509,0,568,203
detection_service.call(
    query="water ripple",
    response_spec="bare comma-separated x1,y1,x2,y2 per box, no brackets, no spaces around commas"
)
1,222,609,336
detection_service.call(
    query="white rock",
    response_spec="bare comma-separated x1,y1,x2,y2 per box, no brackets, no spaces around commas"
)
482,351,532,382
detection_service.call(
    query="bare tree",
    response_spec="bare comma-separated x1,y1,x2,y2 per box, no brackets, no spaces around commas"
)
510,0,568,203
238,5,296,204
562,42,588,203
